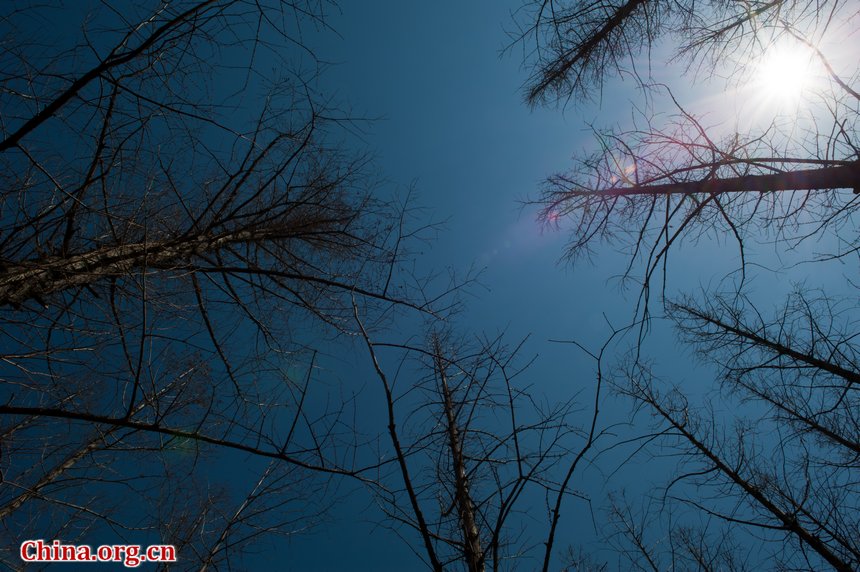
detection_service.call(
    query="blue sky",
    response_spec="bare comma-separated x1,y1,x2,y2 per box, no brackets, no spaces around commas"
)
225,3,752,570
245,3,635,569
264,4,856,569
260,3,706,569
317,2,622,333
5,2,854,570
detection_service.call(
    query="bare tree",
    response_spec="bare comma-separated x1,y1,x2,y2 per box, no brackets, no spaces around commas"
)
549,289,860,571
510,3,860,570
0,1,442,567
354,308,617,571
514,0,859,308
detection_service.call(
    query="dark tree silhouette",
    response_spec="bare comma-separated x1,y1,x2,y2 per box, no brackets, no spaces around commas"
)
515,0,859,306
545,290,860,571
611,289,859,570
514,2,860,570
0,1,440,567
355,315,616,572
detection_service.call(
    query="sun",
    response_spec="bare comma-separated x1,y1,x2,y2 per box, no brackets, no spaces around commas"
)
753,41,816,106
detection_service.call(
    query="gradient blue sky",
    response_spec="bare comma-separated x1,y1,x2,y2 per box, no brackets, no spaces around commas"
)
265,3,706,570
9,2,849,570
259,3,633,569
263,3,854,570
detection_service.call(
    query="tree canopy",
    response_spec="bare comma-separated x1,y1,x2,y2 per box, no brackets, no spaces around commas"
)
517,1,860,569
520,0,859,293
0,1,858,570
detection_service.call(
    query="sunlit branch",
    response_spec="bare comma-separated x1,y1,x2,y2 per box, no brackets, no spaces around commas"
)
552,161,860,200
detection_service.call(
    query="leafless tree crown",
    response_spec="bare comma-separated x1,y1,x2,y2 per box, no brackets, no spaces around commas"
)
0,2,438,567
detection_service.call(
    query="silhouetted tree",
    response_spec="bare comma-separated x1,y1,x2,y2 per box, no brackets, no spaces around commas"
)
514,2,860,570
516,0,858,310
355,313,616,572
542,289,859,571
0,1,440,567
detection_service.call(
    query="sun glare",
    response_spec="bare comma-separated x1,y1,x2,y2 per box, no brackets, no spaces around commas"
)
754,42,815,106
